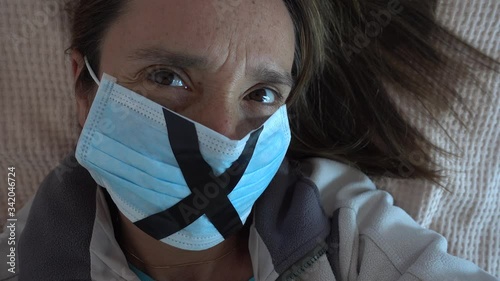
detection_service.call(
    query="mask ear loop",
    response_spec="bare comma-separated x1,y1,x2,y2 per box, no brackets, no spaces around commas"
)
84,56,101,86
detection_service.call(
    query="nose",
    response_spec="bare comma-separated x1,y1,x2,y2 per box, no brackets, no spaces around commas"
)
178,97,244,140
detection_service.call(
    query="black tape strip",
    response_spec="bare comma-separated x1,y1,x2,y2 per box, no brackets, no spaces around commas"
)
163,108,244,238
134,108,262,240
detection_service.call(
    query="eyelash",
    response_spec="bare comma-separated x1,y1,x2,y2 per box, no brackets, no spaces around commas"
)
145,67,285,105
146,67,189,90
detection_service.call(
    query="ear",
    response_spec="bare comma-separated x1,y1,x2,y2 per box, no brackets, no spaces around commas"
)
71,49,93,128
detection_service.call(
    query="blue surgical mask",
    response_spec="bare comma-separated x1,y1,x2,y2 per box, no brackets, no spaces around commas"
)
75,58,291,251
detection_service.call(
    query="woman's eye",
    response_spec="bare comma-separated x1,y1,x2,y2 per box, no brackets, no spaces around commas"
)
148,70,186,88
247,88,278,104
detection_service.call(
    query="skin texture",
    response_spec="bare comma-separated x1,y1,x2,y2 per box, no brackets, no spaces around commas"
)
71,0,295,280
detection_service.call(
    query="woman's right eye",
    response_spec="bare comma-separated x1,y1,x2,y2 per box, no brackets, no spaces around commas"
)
148,69,187,89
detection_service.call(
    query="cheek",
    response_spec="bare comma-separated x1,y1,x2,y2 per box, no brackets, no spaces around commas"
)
76,95,92,127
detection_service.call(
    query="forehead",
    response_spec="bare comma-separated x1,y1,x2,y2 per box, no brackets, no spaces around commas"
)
101,0,295,72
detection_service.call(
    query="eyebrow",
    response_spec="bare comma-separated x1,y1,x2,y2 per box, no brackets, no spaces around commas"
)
252,66,295,89
128,47,295,88
128,47,209,68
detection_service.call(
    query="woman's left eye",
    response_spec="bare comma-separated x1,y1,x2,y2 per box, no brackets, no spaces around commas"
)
148,69,186,88
247,88,279,104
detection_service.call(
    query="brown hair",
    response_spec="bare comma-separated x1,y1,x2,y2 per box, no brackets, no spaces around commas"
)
66,0,498,183
65,0,129,97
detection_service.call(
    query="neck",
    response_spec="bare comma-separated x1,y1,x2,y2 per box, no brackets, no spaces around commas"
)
116,212,253,281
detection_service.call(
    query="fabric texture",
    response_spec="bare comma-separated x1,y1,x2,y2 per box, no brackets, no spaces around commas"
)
374,1,500,276
0,0,498,277
17,152,97,281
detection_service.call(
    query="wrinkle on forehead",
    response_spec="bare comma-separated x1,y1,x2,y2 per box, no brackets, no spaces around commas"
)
191,0,295,71
100,0,295,87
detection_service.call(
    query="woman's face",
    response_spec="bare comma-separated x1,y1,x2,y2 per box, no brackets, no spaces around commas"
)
83,0,296,140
